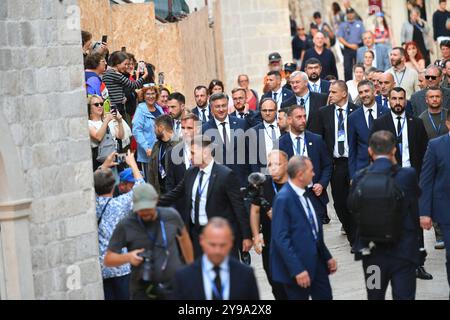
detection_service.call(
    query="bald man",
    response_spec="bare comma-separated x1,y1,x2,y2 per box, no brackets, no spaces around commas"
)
376,72,414,115
301,32,338,79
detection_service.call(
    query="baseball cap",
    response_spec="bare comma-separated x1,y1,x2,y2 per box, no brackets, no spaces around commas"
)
346,8,355,14
268,52,282,62
133,184,158,212
119,168,135,183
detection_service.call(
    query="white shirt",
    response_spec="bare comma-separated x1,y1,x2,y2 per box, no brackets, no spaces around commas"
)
174,119,182,137
183,143,191,170
334,103,349,158
191,159,214,225
197,106,210,122
263,121,280,155
88,120,119,148
271,87,283,109
202,255,230,300
296,91,311,120
391,111,411,168
290,131,308,157
309,80,321,93
363,103,378,128
214,116,231,145
288,181,319,234
367,45,378,68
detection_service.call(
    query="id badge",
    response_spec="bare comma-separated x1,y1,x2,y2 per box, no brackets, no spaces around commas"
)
337,130,346,142
159,163,167,179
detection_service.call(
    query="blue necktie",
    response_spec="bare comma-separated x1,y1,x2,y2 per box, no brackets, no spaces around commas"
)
296,136,302,155
303,194,318,241
201,109,207,122
368,109,374,129
383,97,388,109
273,92,278,101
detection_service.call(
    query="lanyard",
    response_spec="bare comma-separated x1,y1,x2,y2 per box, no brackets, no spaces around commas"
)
264,123,278,141
272,180,279,195
202,260,227,300
138,216,169,270
197,173,211,198
428,111,444,135
395,116,406,140
308,83,320,93
393,69,406,86
273,91,282,105
335,108,347,128
158,144,167,163
297,94,310,106
293,135,307,155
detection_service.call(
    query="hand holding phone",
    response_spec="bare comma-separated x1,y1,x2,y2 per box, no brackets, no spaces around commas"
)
101,35,108,44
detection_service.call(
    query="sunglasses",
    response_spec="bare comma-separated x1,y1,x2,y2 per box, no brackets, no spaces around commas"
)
425,75,438,80
91,102,104,107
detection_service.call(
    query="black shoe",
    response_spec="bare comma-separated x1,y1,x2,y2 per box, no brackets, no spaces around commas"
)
416,266,433,280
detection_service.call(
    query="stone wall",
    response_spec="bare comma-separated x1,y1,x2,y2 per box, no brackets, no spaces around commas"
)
0,0,103,299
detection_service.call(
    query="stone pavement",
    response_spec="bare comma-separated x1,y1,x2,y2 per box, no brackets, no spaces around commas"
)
250,202,449,300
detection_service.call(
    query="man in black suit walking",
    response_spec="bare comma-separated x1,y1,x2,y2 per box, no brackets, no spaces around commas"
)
261,70,294,110
318,80,359,244
370,87,432,281
173,217,259,300
281,71,328,134
192,85,213,123
229,87,261,127
158,135,253,259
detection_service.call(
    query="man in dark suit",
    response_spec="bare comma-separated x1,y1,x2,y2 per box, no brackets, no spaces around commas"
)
166,113,200,222
376,72,413,115
192,85,214,123
278,105,333,223
271,156,337,300
250,98,282,173
411,65,450,116
173,218,259,300
281,71,328,134
349,130,421,300
202,93,250,187
229,87,262,127
370,87,432,280
158,135,253,259
348,80,390,179
261,70,294,110
318,80,359,244
419,113,450,294
303,57,331,94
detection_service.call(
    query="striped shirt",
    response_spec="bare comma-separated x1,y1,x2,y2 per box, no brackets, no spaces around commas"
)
103,69,146,105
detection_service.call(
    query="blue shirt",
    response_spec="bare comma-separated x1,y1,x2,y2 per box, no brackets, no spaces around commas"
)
97,177,145,279
202,255,230,300
337,20,365,45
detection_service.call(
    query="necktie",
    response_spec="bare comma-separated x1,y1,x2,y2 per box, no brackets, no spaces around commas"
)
383,97,388,109
368,109,374,129
201,109,207,123
313,84,318,93
220,122,229,145
338,108,345,156
194,170,205,226
239,112,245,119
269,124,277,142
300,98,305,106
303,194,318,241
176,120,180,133
212,266,222,300
296,136,302,155
397,116,403,165
273,92,278,102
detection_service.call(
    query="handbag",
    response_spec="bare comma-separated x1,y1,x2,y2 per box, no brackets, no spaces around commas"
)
96,126,117,163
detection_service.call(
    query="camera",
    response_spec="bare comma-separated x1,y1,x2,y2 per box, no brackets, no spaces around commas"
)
138,251,153,283
115,153,126,165
240,173,271,212
241,251,251,265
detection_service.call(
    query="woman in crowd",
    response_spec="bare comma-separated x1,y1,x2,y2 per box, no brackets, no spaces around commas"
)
401,7,432,66
85,53,108,97
374,12,391,47
237,74,259,111
208,79,235,112
330,2,345,31
346,63,365,103
405,41,426,73
88,95,124,171
132,85,164,181
363,50,375,70
157,87,171,114
103,51,149,116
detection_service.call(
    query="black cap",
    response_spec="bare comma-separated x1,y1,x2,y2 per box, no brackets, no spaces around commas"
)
313,12,321,19
346,7,355,14
284,63,297,73
268,52,282,62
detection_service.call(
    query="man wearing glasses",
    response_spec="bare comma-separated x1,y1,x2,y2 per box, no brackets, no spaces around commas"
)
411,65,450,117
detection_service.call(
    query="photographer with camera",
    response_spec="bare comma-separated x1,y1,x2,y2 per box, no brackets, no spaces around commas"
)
249,150,288,300
104,183,194,300
95,150,144,300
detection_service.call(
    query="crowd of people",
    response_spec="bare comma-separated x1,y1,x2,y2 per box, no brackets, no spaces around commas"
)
83,0,450,301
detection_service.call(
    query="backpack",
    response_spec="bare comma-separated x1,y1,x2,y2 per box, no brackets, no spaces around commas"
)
351,166,405,244
96,127,117,163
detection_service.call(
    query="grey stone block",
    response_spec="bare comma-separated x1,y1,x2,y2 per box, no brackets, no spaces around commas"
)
7,21,22,47
79,260,102,285
23,0,41,20
7,0,24,20
0,49,12,71
0,1,8,19
21,21,37,46
31,247,48,271
21,68,36,95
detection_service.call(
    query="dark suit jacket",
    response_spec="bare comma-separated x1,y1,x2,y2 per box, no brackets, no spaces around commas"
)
317,102,360,158
277,131,332,209
172,257,259,300
419,134,450,225
261,87,294,105
370,112,428,177
147,139,179,195
229,110,262,128
158,162,251,240
192,106,214,123
271,183,332,285
280,92,329,134
347,105,390,179
350,158,421,265
165,144,189,221
202,116,250,187
410,87,450,117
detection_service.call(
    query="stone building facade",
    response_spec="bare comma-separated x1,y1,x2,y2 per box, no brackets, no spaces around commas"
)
0,0,103,299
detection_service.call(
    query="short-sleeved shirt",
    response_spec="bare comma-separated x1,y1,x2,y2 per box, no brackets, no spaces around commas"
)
107,207,184,298
337,20,365,46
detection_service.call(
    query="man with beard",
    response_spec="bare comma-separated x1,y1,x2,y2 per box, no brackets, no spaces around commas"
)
230,87,262,127
147,115,178,195
387,47,419,100
261,71,294,110
167,92,185,139
303,58,331,95
192,86,213,123
370,87,432,281
277,109,289,135
301,33,338,80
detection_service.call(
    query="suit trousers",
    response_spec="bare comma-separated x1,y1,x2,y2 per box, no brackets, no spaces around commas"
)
330,158,355,245
362,250,417,300
439,224,450,289
343,47,357,82
283,256,332,300
261,241,287,300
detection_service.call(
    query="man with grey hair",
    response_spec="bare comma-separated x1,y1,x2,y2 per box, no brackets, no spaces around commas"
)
410,65,450,116
281,71,328,134
356,31,391,71
271,155,337,300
